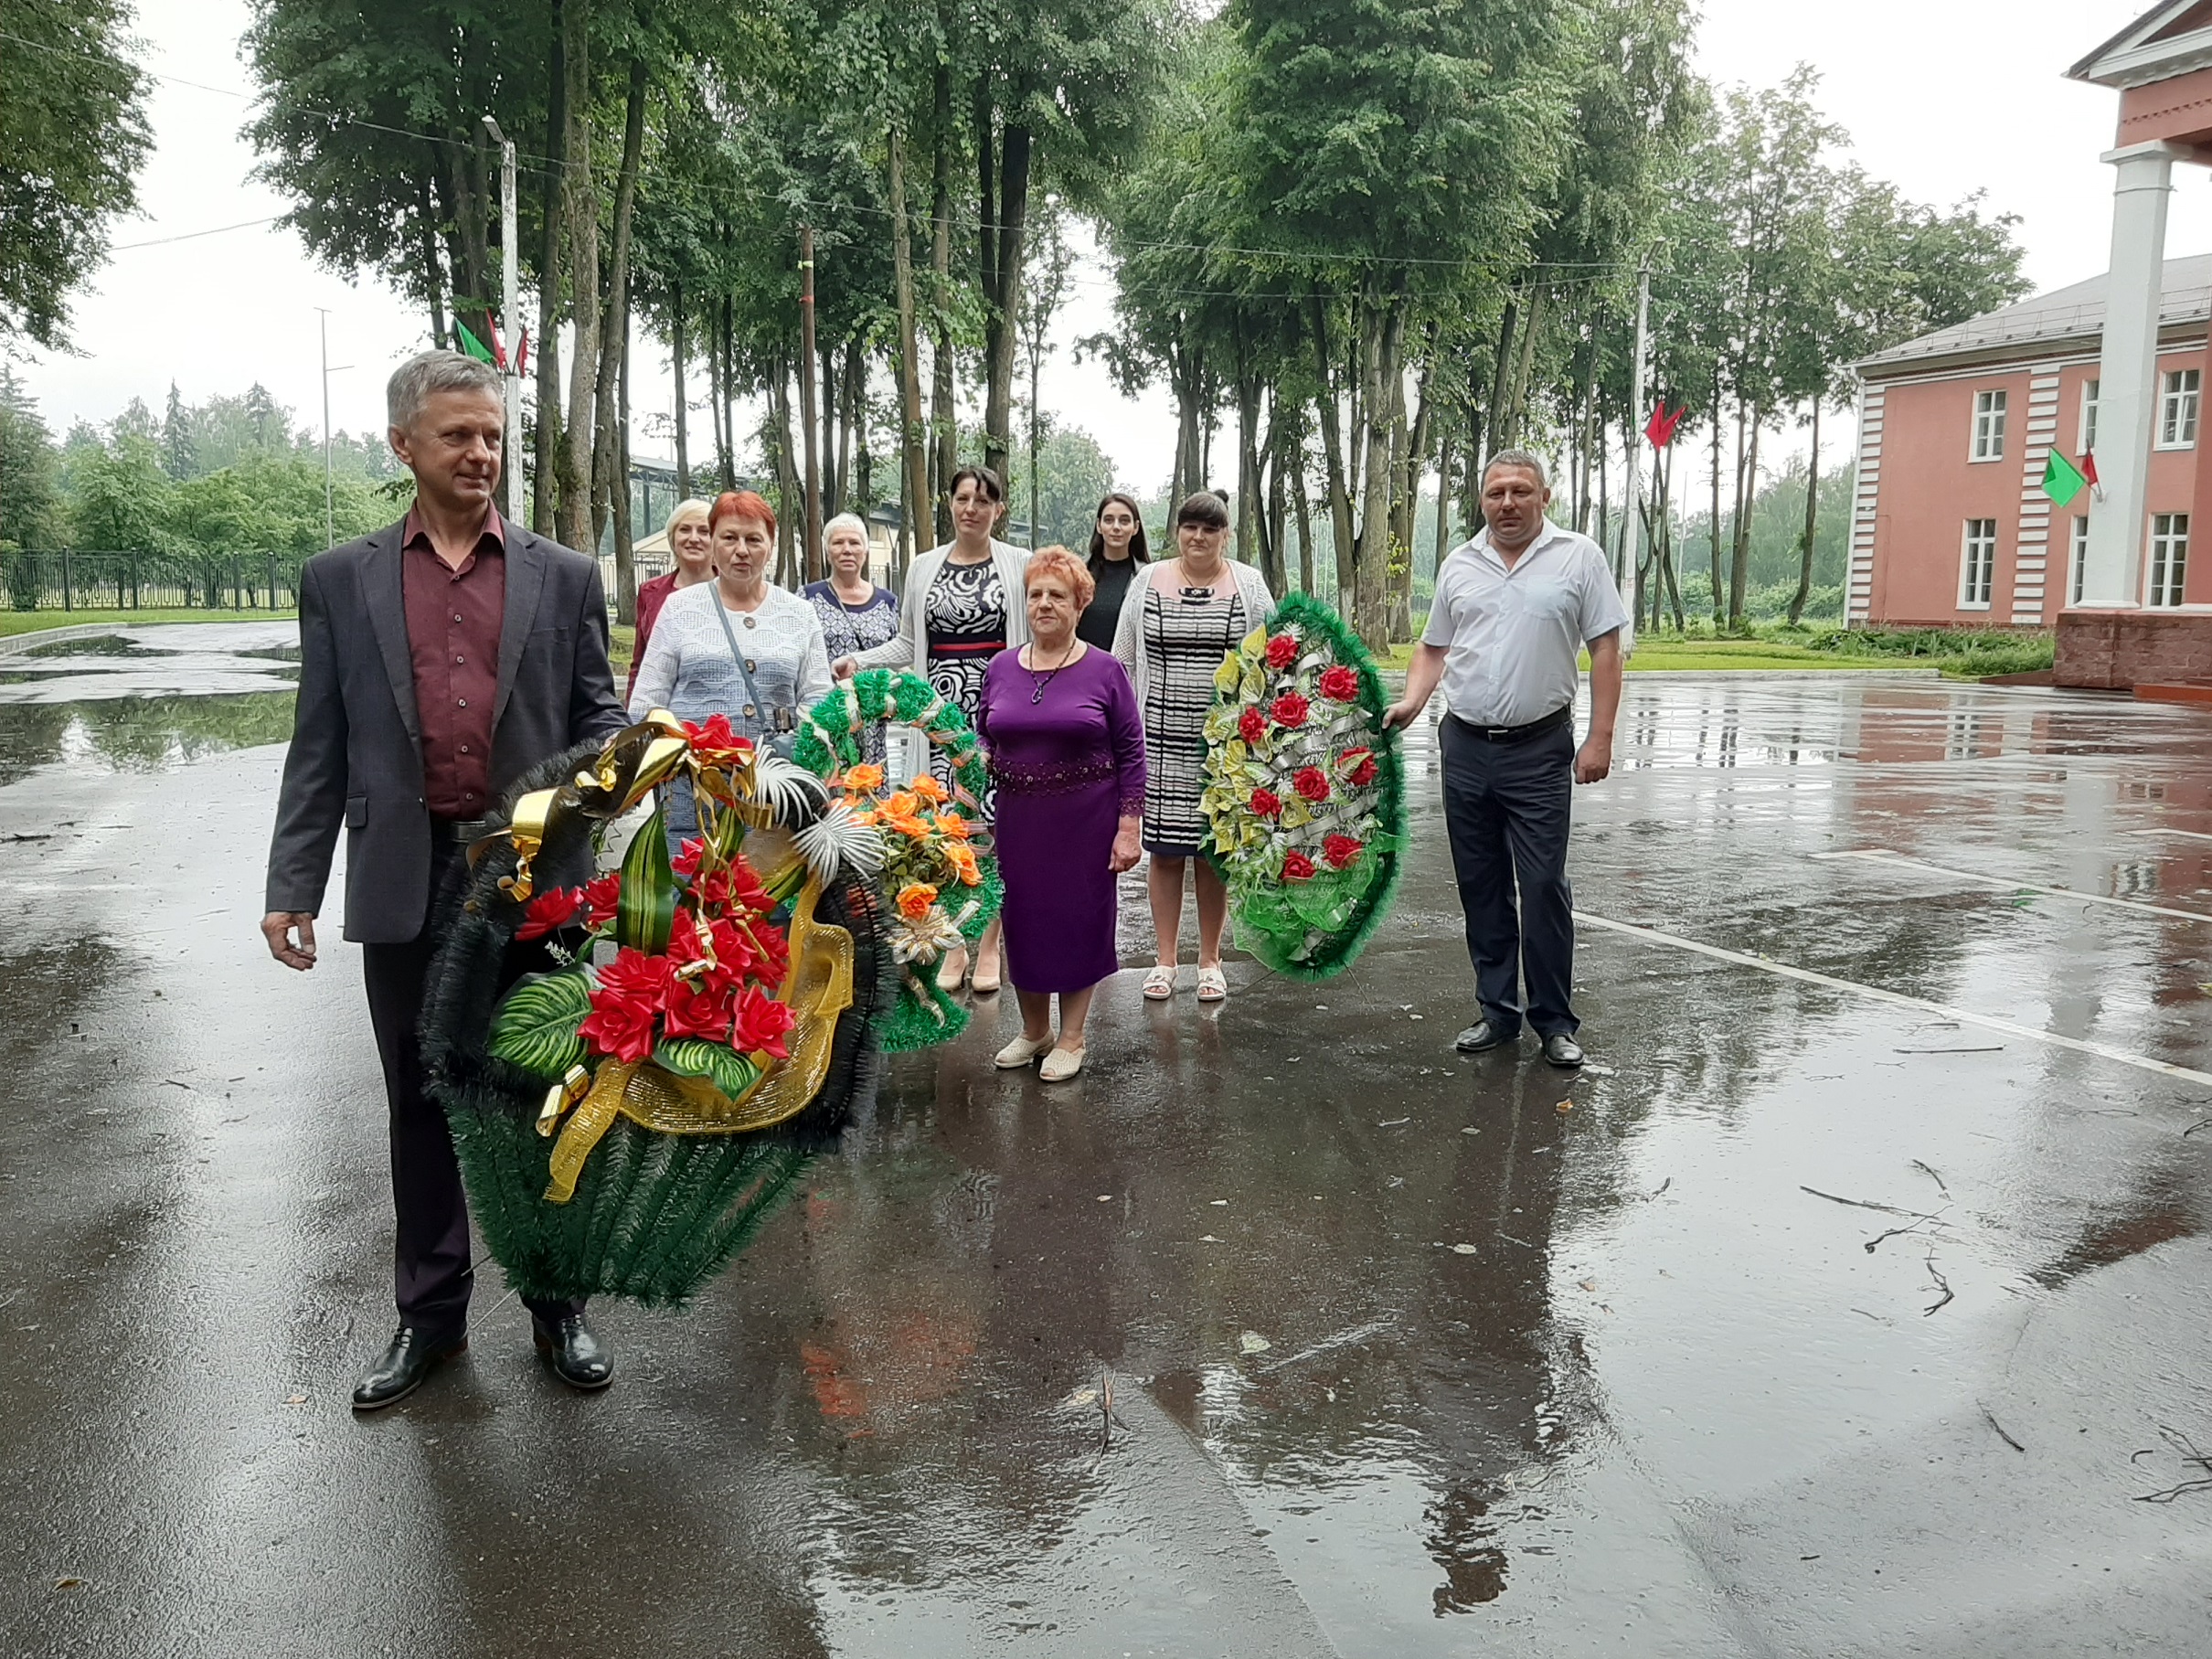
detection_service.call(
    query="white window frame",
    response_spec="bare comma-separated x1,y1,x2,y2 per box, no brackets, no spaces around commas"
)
2159,368,2201,450
2069,516,2090,606
1970,389,2007,463
2148,512,2189,608
1959,518,1996,610
2080,378,2100,454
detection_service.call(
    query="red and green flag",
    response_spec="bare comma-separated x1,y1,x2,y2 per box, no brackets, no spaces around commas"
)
2042,449,2088,507
454,321,496,365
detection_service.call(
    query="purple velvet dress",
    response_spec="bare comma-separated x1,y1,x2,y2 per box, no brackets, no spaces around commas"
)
976,645,1147,994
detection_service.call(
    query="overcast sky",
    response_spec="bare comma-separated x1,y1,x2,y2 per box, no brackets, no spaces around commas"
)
14,0,2200,495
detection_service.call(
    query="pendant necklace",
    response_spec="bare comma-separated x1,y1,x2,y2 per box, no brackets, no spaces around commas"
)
1027,641,1079,704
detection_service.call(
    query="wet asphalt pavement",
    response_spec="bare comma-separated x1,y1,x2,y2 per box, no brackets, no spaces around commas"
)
5,623,2212,1656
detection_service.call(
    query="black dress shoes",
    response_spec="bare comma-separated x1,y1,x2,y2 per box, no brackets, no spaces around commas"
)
1453,1019,1520,1054
1541,1033,1586,1069
533,1313,614,1391
352,1324,466,1410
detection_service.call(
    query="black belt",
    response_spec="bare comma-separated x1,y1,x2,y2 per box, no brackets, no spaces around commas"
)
1446,706,1572,744
433,817,495,844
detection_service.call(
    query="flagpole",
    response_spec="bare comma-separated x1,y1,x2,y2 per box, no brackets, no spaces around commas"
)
484,115,522,524
317,307,334,551
1619,257,1651,650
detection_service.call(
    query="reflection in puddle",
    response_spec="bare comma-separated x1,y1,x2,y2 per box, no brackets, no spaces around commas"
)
0,692,296,787
0,622,299,704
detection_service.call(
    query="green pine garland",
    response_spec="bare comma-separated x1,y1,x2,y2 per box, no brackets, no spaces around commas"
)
1208,590,1406,981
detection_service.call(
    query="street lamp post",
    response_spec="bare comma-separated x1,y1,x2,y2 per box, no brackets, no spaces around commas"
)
484,115,523,523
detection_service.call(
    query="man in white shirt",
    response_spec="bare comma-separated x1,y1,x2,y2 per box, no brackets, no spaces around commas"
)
1385,450,1626,1067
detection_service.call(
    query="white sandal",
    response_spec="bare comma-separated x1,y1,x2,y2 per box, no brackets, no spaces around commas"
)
1196,966,1228,1004
1143,965,1178,1000
1040,1046,1085,1082
994,1034,1054,1069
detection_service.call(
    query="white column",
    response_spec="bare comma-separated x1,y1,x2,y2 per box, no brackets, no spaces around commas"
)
2080,142,2185,609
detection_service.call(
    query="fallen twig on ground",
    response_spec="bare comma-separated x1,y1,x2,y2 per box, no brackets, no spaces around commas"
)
2135,1427,2212,1504
1802,1186,1925,1218
1922,1252,1954,1316
1911,1160,1950,1196
2183,1118,2212,1139
1980,1404,2025,1452
1864,1218,1941,1254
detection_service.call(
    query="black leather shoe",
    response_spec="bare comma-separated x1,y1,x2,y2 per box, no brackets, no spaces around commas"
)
351,1324,466,1411
1453,1020,1520,1054
533,1313,614,1391
1541,1033,1585,1069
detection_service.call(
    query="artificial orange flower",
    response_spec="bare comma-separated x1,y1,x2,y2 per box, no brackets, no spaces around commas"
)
848,808,879,826
887,814,933,841
908,774,949,805
841,762,886,795
945,842,983,886
932,812,972,840
883,790,920,820
896,882,939,920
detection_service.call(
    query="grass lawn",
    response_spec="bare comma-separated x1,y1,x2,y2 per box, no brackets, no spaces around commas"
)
0,608,295,640
1379,628,2049,680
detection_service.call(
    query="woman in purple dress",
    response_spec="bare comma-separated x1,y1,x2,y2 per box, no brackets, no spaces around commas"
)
976,547,1145,1082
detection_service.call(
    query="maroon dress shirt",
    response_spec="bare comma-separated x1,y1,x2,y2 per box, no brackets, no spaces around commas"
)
400,505,506,819
626,569,680,703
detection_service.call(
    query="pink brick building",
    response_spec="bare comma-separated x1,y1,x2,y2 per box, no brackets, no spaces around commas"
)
1853,2,2212,690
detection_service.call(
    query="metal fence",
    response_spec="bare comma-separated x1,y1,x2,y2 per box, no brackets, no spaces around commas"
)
0,551,303,613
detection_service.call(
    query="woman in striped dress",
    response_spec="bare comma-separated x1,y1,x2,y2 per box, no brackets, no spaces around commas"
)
1112,492,1274,1005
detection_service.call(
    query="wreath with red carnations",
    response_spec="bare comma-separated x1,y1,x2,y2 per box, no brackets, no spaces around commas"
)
1200,591,1405,979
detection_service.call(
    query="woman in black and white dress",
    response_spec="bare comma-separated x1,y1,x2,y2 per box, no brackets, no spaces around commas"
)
835,465,1028,994
1112,492,1274,1006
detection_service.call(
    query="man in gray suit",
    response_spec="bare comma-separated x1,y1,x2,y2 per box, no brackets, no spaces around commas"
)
262,351,629,1409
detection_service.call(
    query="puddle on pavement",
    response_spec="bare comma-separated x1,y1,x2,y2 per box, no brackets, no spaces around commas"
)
0,692,297,786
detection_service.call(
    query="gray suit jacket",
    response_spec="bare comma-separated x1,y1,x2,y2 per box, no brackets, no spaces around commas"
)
264,517,628,944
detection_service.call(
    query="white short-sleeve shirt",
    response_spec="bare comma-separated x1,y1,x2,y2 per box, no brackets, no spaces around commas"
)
1420,519,1629,728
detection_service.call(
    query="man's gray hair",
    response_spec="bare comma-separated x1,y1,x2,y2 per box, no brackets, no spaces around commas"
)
1482,448,1551,491
387,349,503,431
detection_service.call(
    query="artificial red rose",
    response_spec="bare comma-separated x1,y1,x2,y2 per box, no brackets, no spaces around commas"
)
1270,692,1310,729
662,978,736,1043
1323,833,1364,869
1339,746,1377,788
1238,706,1267,745
516,887,581,941
1292,765,1331,803
580,873,623,930
1281,850,1315,881
684,713,754,770
578,947,673,1063
672,836,706,879
1318,665,1360,702
730,984,797,1059
665,909,733,990
1250,787,1283,818
721,861,776,916
710,913,790,986
1265,633,1299,670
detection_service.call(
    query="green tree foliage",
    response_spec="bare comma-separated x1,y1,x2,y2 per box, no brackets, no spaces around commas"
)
0,0,154,350
0,369,62,553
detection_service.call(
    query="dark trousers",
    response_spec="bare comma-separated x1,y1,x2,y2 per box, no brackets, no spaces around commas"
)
1439,716,1579,1038
360,841,582,1338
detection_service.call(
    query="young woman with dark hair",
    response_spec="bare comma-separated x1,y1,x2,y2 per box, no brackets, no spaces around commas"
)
1078,492,1149,651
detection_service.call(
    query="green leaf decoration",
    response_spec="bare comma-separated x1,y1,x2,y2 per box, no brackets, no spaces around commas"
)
655,1037,761,1101
617,802,676,954
488,970,593,1080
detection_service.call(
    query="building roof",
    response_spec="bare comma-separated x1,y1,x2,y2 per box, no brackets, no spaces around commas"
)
2068,1,2212,89
1855,253,2212,379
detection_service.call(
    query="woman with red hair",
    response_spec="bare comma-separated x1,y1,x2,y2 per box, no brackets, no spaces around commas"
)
629,490,830,847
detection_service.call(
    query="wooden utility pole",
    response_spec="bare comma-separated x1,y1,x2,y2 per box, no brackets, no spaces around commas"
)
797,225,824,583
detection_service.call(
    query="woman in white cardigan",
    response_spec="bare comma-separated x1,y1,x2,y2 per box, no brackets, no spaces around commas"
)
834,463,1028,993
1112,492,1274,1005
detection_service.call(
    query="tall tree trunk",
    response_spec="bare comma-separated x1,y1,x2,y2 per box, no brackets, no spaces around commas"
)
982,125,1031,481
530,9,565,536
796,227,822,583
1232,320,1262,567
718,292,736,489
671,283,691,498
1170,342,1205,511
1729,413,1758,628
417,173,449,353
591,57,647,603
1292,415,1317,595
1575,335,1601,534
1707,373,1724,626
771,354,801,583
1263,388,1289,594
1500,284,1546,452
889,126,929,575
556,0,599,555
1352,295,1403,643
1788,399,1822,625
838,340,860,516
1486,297,1518,459
928,69,955,543
1307,296,1356,615
1661,439,1685,632
613,320,633,616
1432,428,1454,578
